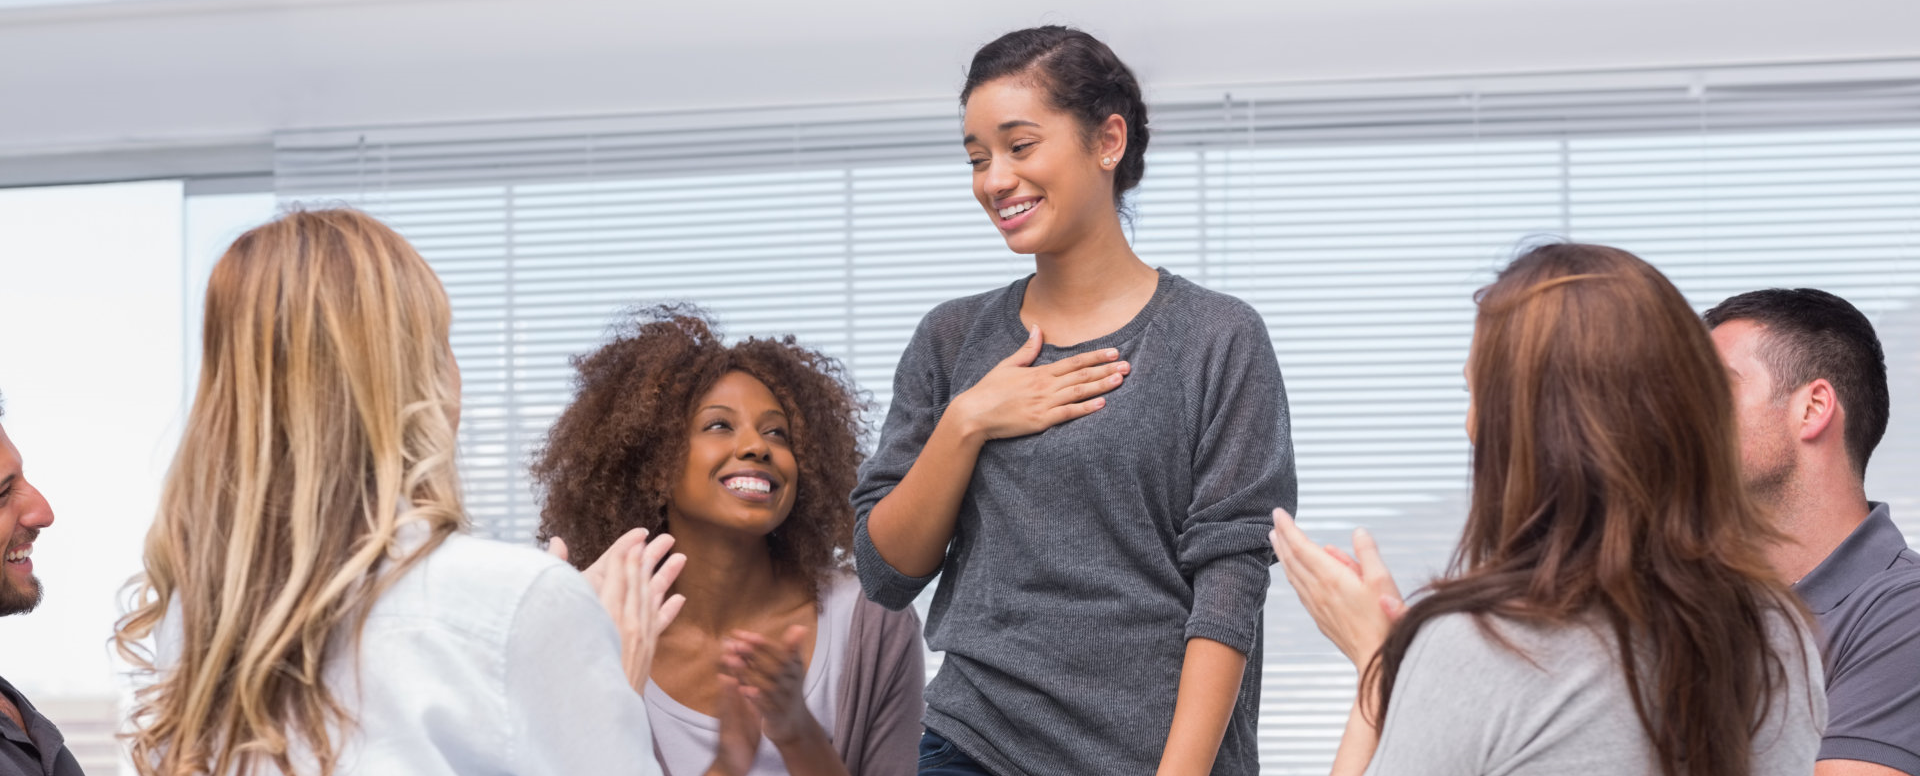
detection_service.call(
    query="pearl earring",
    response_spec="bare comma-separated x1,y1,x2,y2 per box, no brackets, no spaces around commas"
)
1102,157,1114,167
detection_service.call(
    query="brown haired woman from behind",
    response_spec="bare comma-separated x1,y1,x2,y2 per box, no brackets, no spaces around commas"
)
1274,243,1824,776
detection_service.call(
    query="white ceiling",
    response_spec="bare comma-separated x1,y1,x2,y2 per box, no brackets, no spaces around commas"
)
4,0,1919,163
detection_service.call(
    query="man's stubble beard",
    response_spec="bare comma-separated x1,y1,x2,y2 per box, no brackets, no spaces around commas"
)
0,575,42,617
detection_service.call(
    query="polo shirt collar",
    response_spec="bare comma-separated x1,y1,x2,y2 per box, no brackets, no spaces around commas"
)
1795,501,1909,614
0,673,68,774
0,675,32,745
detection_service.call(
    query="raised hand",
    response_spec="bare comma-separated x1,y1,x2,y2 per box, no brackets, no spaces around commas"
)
548,526,652,586
721,625,818,747
573,529,688,693
703,674,763,776
1271,509,1404,668
1319,530,1407,621
948,325,1129,441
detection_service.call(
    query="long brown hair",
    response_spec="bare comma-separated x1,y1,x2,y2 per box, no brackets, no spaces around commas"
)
114,209,466,775
1368,243,1811,776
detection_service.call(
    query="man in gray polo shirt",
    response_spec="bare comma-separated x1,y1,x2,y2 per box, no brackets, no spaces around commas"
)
1708,289,1920,776
0,390,84,776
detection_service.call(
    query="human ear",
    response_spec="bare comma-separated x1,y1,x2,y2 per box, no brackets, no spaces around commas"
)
1797,378,1840,443
1095,114,1127,169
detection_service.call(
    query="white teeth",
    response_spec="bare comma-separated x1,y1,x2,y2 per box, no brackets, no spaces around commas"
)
4,546,28,562
998,201,1037,219
725,477,771,494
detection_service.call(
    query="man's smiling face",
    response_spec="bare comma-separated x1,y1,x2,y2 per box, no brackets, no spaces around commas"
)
0,421,56,616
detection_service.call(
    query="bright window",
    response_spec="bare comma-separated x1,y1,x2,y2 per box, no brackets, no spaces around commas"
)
275,68,1920,772
0,182,275,775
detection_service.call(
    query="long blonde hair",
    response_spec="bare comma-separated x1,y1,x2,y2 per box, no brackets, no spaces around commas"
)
114,208,467,776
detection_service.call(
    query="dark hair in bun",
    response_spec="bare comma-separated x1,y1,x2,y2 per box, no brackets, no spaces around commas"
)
961,26,1150,209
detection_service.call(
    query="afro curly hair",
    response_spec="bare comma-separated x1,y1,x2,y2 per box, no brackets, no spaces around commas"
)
532,305,870,600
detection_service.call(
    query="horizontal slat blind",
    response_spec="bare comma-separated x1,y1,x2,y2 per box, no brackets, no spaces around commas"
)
277,66,1920,774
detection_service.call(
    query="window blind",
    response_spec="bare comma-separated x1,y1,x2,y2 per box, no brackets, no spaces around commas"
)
275,64,1920,773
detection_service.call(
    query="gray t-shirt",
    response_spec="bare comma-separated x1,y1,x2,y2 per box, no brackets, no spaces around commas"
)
1363,611,1826,776
1794,502,1920,773
851,269,1296,776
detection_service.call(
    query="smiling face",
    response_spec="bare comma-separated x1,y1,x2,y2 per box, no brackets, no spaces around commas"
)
0,422,55,616
665,371,801,538
963,77,1124,256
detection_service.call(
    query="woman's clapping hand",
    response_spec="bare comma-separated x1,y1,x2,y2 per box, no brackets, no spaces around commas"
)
548,528,688,693
1271,509,1406,668
704,674,762,776
721,625,819,747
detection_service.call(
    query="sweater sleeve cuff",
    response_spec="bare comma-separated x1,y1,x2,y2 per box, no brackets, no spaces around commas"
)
1184,552,1269,655
1819,736,1920,775
853,516,940,611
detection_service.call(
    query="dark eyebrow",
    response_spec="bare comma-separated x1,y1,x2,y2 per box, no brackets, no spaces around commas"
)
700,404,786,416
963,120,1042,146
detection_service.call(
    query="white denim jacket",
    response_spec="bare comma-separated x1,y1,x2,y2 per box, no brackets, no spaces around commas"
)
157,523,663,775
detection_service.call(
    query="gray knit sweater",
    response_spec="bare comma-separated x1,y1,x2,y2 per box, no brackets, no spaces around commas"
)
851,269,1296,776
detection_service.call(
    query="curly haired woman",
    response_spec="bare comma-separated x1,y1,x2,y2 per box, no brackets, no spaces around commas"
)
536,306,925,776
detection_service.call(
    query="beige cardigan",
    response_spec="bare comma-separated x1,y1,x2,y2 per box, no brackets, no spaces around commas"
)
832,594,926,776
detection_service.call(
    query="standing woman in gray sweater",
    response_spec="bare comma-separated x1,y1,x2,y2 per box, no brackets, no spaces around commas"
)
852,26,1296,776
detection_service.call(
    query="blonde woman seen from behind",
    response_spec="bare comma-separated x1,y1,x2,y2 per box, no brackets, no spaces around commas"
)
112,208,683,776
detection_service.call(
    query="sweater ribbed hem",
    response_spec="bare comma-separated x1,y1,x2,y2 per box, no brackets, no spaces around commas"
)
923,710,1026,776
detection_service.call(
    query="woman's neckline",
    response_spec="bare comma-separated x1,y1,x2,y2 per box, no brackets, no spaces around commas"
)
642,574,856,728
999,266,1174,354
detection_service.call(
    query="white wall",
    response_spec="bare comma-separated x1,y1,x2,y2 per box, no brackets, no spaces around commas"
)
181,192,279,387
0,180,184,700
0,183,274,775
3,0,1919,161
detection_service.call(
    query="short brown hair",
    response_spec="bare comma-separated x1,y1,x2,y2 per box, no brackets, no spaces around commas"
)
532,305,868,598
1704,288,1889,478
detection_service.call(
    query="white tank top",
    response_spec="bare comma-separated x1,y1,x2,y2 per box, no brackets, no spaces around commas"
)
644,572,861,776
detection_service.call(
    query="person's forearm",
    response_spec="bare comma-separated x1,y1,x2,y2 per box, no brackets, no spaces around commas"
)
769,720,853,776
865,414,985,577
1330,696,1380,776
1156,637,1247,776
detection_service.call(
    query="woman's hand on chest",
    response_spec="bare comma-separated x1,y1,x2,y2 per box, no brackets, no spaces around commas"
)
950,325,1130,442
